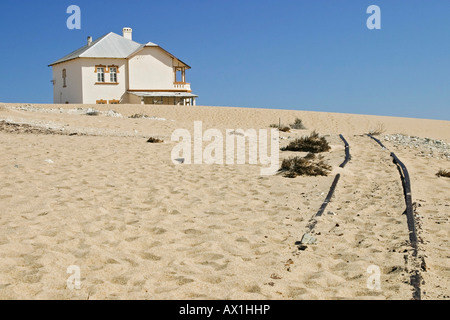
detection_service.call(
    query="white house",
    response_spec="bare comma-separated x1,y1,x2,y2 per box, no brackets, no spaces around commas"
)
49,28,198,105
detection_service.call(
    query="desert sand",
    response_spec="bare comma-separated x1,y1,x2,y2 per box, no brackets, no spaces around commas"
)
0,102,448,300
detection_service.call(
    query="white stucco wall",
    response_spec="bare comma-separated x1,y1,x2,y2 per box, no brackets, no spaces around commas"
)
128,47,175,91
80,58,127,104
52,59,83,104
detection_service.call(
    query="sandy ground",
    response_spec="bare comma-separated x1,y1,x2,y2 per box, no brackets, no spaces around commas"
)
0,103,448,300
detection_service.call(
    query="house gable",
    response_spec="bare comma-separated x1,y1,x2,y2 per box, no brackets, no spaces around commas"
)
128,46,177,91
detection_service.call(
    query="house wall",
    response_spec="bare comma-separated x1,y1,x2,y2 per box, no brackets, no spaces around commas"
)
80,58,127,104
52,59,83,104
128,47,175,91
127,93,142,104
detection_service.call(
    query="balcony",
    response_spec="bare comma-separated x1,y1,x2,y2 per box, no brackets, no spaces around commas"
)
173,82,191,91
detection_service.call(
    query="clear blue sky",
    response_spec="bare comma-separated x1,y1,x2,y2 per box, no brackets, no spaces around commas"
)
0,0,449,120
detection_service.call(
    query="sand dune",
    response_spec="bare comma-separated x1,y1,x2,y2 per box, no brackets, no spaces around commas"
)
0,103,448,299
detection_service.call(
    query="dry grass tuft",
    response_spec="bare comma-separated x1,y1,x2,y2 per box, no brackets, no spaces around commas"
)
436,169,450,178
368,123,386,136
290,118,306,130
280,153,331,178
281,131,331,153
147,137,164,143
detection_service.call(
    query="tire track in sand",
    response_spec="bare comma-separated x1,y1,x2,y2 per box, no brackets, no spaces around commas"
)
293,135,414,299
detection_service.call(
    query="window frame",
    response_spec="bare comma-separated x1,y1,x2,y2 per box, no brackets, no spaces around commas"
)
109,67,117,83
97,67,105,83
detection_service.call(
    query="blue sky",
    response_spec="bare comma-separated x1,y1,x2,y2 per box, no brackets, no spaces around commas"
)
0,0,449,120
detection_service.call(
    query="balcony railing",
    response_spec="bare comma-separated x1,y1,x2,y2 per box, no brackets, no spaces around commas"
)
173,82,191,91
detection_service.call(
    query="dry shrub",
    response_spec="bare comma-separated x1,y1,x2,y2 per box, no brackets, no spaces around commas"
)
290,118,306,129
280,153,331,178
269,123,290,132
368,123,386,136
129,113,148,119
436,169,450,178
147,137,163,143
281,131,331,153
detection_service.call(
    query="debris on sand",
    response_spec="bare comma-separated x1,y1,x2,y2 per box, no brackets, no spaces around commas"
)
147,137,164,143
0,120,65,135
384,134,449,160
299,233,317,245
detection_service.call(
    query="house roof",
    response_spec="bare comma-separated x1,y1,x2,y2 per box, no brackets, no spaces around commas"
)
48,32,189,67
49,32,142,66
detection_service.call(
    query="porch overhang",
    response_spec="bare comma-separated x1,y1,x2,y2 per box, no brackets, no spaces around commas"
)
128,91,198,98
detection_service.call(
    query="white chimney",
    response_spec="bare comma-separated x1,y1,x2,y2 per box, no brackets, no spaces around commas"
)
87,36,92,46
123,27,132,40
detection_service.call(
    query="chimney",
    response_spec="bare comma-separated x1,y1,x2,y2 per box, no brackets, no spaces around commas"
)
123,27,132,40
87,36,92,46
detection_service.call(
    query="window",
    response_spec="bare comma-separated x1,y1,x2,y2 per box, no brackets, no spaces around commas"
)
96,99,107,104
109,99,120,104
109,67,117,83
97,67,105,83
95,65,119,84
62,69,67,87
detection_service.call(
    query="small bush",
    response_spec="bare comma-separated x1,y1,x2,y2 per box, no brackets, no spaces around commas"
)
280,153,331,177
290,118,306,130
436,169,450,178
368,123,386,136
147,137,163,143
281,131,331,153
